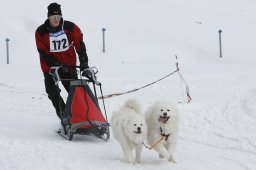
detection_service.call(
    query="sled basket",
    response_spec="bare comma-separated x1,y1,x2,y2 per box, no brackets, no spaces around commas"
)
65,80,107,128
50,66,110,141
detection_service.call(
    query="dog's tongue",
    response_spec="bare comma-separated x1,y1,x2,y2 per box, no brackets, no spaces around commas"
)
158,117,169,124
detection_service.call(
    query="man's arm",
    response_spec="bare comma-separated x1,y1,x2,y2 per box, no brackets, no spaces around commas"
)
77,41,88,65
72,25,88,65
35,31,60,66
38,49,60,66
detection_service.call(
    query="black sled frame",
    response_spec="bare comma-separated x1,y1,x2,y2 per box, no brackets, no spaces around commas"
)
49,66,110,141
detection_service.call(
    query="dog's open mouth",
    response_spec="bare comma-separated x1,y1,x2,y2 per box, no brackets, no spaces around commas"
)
133,131,142,134
158,116,170,124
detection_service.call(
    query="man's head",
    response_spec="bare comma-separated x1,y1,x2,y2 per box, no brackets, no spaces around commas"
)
47,3,62,27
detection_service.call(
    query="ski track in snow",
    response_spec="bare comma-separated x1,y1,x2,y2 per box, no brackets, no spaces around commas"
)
1,0,256,169
177,89,256,170
1,79,256,170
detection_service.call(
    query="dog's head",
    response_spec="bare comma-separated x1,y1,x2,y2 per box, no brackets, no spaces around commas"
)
124,115,147,144
146,101,179,126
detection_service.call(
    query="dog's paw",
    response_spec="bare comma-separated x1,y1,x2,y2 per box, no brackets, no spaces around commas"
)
131,160,137,165
126,160,135,164
135,158,141,163
168,156,177,163
125,157,134,164
159,154,164,158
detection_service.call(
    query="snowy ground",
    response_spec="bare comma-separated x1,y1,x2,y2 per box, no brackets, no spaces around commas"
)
1,0,256,170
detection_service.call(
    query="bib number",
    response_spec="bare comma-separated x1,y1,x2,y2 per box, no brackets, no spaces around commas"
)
49,30,70,52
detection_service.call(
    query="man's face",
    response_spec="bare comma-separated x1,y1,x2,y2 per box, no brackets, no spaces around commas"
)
48,15,61,27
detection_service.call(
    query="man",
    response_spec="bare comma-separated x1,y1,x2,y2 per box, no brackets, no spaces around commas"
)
35,3,89,119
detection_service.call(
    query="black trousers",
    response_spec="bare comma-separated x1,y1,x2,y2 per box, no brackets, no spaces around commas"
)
44,72,77,119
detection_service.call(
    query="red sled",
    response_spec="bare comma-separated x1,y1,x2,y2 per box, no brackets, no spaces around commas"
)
50,66,110,141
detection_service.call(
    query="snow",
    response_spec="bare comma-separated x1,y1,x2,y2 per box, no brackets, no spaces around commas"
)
0,0,256,169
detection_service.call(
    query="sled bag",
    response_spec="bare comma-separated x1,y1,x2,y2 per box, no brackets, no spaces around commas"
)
65,80,107,128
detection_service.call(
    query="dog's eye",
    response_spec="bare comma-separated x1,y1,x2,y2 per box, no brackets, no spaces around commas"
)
141,124,143,126
167,109,170,112
134,124,137,126
161,109,163,112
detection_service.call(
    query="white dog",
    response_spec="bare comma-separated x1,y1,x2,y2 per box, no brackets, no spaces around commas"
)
145,101,179,163
111,99,147,164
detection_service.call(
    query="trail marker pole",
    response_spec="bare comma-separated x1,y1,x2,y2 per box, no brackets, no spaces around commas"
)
218,29,223,58
102,28,106,53
6,38,10,64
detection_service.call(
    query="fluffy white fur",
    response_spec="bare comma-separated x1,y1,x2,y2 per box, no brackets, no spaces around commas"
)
111,99,147,164
145,101,179,163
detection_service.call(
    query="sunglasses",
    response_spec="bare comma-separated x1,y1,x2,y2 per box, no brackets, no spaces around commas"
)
49,15,62,20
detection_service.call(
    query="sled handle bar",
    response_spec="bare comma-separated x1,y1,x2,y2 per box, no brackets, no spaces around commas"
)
49,66,100,86
49,66,62,85
65,65,99,74
81,67,101,85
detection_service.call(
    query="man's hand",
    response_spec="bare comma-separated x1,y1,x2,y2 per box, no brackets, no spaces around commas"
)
56,63,69,73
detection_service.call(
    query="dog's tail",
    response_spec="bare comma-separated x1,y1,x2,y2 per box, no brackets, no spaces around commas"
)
124,98,141,114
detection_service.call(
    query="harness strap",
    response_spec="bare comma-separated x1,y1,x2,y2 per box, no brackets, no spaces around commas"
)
143,127,171,150
142,136,165,150
160,127,171,141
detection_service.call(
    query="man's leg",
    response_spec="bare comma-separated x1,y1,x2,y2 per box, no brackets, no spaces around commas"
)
60,72,78,93
44,73,65,119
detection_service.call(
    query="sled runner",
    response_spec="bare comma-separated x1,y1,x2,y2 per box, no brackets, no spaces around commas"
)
49,66,110,141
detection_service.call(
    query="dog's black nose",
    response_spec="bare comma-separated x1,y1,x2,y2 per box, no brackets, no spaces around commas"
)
137,127,141,131
163,112,167,117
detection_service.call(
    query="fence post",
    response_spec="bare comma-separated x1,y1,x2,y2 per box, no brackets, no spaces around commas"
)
6,38,10,64
218,29,222,58
102,28,106,53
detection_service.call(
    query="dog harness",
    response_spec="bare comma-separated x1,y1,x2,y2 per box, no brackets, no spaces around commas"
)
142,127,171,150
160,127,171,141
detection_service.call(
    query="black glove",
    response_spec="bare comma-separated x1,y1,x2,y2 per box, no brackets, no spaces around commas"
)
58,63,69,73
80,63,93,79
